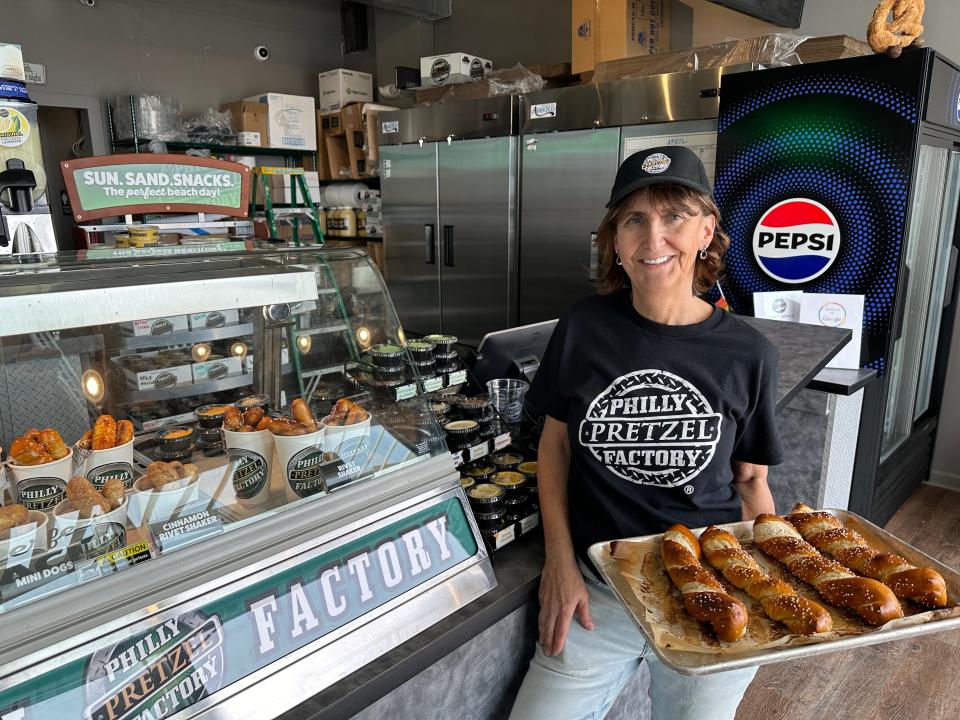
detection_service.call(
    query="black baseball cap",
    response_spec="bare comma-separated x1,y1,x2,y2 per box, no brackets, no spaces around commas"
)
606,145,712,208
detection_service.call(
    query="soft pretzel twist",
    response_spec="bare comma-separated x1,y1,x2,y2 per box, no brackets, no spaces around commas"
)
700,526,832,635
868,0,924,55
753,514,903,626
787,503,947,608
658,524,749,642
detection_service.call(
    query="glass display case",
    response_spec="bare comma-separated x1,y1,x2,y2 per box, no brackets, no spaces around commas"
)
0,247,494,719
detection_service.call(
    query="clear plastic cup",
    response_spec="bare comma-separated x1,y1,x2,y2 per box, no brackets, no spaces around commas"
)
486,379,530,430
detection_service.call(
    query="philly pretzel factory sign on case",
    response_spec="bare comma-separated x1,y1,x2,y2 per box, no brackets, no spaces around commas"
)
0,496,477,720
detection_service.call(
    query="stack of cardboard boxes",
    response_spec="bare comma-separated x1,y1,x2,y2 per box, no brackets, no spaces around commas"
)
571,0,670,75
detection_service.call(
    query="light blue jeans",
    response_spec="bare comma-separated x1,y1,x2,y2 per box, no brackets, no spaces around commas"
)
508,568,757,720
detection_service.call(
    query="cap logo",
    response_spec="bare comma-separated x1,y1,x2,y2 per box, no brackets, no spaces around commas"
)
753,198,841,284
641,153,671,174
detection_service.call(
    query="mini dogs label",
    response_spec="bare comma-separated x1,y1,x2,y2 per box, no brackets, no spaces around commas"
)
228,449,268,500
16,477,66,511
287,448,327,498
87,462,135,490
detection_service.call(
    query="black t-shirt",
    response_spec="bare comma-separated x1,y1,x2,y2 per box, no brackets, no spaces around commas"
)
528,289,784,568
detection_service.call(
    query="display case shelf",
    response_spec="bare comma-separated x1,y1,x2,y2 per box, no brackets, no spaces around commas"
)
119,373,253,402
112,323,254,351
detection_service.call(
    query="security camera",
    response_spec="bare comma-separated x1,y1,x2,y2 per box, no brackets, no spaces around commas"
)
254,46,270,62
79,0,96,6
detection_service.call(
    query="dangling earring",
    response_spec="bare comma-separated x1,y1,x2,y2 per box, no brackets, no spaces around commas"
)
615,250,623,266
699,247,708,260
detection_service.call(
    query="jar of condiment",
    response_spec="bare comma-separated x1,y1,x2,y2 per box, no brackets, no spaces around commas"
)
443,419,479,449
491,452,523,472
467,482,504,514
407,340,436,362
368,344,405,368
462,462,495,482
455,396,491,421
493,470,527,499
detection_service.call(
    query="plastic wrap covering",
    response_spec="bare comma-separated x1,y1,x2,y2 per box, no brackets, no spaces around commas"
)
417,64,546,105
110,95,184,141
182,107,237,145
592,33,811,83
483,64,546,97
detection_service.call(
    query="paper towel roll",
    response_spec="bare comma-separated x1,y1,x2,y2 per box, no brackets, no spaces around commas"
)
320,183,368,208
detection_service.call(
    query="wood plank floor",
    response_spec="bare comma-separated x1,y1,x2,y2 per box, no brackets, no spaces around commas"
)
736,484,960,720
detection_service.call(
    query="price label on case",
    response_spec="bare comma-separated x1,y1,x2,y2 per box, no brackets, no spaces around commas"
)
495,524,516,549
422,377,443,393
469,443,489,461
520,513,540,535
447,370,467,386
395,384,417,401
494,433,511,450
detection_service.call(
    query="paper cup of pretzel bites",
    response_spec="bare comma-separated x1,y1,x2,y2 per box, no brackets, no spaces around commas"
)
222,428,275,508
128,472,200,526
0,509,49,561
51,494,128,557
10,450,73,514
321,412,371,461
272,427,327,504
82,438,136,491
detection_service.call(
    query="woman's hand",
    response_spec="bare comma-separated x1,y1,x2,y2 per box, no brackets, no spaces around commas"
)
538,557,595,656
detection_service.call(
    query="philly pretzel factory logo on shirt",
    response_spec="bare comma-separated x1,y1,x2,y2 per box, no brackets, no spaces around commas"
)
578,370,722,488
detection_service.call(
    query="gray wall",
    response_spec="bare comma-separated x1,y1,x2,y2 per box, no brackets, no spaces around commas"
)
373,0,570,91
9,0,374,114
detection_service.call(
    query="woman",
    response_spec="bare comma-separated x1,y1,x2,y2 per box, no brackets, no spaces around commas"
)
509,146,783,720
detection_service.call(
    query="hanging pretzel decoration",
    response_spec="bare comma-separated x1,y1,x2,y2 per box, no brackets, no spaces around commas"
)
867,0,925,58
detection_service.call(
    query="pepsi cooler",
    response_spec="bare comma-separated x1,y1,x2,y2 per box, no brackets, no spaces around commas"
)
715,49,960,523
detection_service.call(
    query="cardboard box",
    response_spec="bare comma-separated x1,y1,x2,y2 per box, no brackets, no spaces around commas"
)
341,104,367,179
236,131,261,146
571,0,669,75
302,110,332,180
188,309,241,330
116,352,193,391
220,101,268,146
325,135,351,179
118,316,189,337
420,52,492,87
192,356,243,384
361,103,397,164
321,112,343,136
243,92,317,151
318,68,373,114
268,171,321,204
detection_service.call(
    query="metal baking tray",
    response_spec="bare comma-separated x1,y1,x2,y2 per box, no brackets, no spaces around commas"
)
588,509,960,676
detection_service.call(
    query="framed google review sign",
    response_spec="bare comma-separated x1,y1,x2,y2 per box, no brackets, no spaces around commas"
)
60,154,253,222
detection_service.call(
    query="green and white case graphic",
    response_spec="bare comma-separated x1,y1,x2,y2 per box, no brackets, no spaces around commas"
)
0,497,477,719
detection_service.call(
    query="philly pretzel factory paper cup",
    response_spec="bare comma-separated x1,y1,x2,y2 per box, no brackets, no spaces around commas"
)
10,450,73,513
273,428,327,503
128,475,200,527
0,510,49,560
79,438,136,490
222,428,275,507
51,496,128,558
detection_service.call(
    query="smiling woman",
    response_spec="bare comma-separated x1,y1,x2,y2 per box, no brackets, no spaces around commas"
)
509,146,783,720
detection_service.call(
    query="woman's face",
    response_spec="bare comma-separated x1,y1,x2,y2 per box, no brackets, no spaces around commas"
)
613,190,716,297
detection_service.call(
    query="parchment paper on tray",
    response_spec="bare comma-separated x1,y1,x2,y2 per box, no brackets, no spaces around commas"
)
599,519,960,656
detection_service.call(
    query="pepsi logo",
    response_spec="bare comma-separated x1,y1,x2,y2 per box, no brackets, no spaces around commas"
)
753,198,840,284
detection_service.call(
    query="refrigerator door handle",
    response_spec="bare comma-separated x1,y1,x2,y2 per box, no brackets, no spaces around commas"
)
425,224,436,265
589,231,599,283
443,225,454,267
894,266,910,341
944,247,958,309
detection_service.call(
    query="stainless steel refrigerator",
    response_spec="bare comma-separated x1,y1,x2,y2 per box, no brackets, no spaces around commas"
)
517,67,749,325
378,97,519,346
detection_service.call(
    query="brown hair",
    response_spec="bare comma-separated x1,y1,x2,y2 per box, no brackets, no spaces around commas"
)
595,184,730,296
